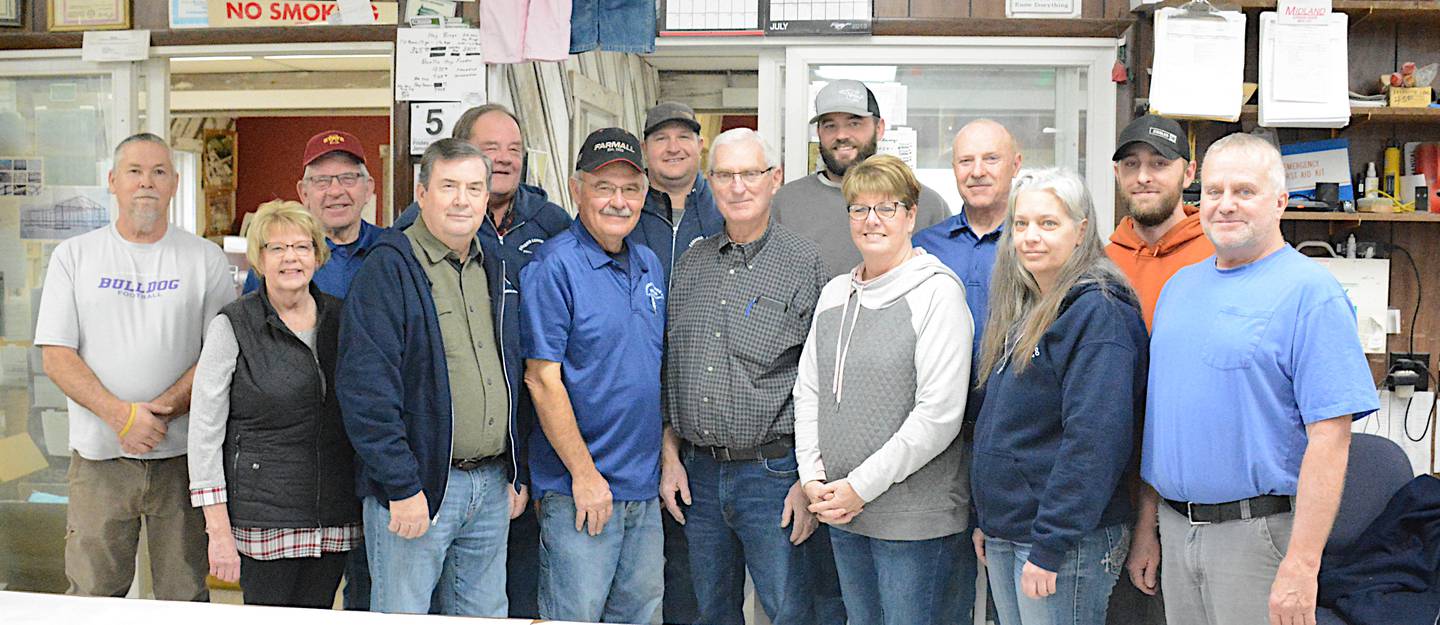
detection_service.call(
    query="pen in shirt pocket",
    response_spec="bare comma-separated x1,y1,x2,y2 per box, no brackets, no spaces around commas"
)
744,297,758,318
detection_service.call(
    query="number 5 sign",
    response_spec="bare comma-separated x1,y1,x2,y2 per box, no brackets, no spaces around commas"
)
410,102,468,155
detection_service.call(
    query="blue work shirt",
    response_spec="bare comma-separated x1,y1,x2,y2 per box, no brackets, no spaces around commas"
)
913,210,1004,431
1143,246,1379,504
243,219,381,299
520,218,666,502
913,209,1004,357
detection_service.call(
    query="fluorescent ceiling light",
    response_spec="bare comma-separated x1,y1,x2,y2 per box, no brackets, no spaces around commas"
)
173,56,254,62
262,54,391,60
815,65,898,84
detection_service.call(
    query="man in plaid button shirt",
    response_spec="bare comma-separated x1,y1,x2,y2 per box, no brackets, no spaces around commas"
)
661,128,844,625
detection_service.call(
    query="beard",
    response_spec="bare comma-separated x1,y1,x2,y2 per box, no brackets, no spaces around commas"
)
819,134,879,178
1126,184,1184,228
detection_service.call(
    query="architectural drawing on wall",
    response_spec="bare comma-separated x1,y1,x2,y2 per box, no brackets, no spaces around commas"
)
20,188,109,240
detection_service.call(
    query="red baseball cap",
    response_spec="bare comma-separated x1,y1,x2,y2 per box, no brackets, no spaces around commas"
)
302,130,367,167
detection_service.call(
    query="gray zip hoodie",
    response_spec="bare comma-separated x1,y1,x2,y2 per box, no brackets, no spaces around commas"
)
793,251,973,541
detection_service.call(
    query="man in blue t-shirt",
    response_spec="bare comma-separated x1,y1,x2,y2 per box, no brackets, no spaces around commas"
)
520,128,665,624
243,130,380,301
910,119,1022,625
1144,133,1379,625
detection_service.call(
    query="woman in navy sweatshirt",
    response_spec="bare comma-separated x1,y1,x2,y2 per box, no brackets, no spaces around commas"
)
970,167,1148,625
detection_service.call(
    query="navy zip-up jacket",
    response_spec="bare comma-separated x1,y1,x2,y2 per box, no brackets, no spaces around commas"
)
337,219,526,518
971,279,1148,572
400,183,571,421
628,176,723,284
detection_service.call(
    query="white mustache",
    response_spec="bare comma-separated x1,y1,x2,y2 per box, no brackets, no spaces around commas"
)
599,206,632,218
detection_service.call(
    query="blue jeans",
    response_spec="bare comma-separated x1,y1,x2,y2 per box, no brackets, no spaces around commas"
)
682,448,846,625
828,527,962,625
985,524,1130,625
363,463,511,616
569,0,656,54
537,493,663,623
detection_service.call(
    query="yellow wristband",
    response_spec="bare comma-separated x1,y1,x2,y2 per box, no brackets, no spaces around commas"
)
118,403,137,439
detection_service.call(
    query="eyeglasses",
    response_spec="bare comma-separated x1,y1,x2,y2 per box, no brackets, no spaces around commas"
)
588,181,646,201
262,241,316,256
847,201,908,221
709,168,774,185
304,172,366,190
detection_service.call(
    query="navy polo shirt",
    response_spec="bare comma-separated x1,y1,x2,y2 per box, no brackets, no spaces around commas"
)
243,219,381,299
913,210,1003,357
914,210,1003,432
519,218,665,501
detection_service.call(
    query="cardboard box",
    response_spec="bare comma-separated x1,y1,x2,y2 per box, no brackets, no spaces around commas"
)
1390,87,1433,108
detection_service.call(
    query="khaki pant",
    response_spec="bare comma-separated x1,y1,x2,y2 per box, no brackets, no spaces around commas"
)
64,452,209,601
1158,502,1294,625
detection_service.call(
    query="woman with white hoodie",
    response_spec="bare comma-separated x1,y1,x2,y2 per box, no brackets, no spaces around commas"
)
793,154,973,625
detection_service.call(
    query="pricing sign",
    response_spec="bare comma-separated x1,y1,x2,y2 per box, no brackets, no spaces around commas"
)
409,102,467,155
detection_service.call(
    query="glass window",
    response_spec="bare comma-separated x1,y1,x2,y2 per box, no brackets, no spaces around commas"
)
805,64,1089,214
0,72,115,594
784,42,1118,229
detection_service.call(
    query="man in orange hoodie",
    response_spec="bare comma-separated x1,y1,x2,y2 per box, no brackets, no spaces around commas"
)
1104,115,1214,624
1106,115,1214,330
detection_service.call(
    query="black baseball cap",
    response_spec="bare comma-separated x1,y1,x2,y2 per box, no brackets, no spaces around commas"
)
576,127,644,173
1113,114,1190,162
644,102,702,138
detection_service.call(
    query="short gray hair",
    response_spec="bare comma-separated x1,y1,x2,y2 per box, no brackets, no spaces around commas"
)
452,104,521,142
707,128,779,170
112,132,171,166
1203,133,1286,197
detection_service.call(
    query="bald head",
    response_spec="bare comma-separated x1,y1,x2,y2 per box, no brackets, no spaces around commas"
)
953,119,1022,214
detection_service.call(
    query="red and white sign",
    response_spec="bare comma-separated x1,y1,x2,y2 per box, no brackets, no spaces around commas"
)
206,1,399,27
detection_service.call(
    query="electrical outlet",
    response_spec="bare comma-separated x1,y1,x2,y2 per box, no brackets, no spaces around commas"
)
1389,352,1431,392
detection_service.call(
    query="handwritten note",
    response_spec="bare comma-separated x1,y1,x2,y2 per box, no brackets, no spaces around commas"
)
395,27,485,102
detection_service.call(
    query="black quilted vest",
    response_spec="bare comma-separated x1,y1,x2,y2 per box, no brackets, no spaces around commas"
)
220,283,360,528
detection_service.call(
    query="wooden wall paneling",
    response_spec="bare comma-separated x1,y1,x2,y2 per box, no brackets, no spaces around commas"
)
969,0,1007,19
1133,13,1154,106
911,0,970,18
1387,224,1440,376
133,2,168,30
1104,0,1132,19
1082,0,1105,19
539,62,572,181
875,0,910,18
1350,22,1398,93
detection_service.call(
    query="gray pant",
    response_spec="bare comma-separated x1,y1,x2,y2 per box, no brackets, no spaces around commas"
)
1157,503,1293,625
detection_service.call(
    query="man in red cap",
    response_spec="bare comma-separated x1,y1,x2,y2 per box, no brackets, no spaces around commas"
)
241,130,383,610
242,129,380,300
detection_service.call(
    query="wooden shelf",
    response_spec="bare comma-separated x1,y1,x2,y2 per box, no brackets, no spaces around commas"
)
1134,0,1440,22
1283,211,1440,222
872,18,1133,38
1219,104,1440,125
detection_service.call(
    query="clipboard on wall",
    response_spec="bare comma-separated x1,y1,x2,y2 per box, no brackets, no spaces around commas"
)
1148,2,1248,122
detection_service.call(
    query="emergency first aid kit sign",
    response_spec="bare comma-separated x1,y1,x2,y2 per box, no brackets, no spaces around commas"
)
182,1,398,28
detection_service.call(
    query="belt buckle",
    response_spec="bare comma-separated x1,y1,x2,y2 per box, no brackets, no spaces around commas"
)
1186,502,1210,526
711,446,731,462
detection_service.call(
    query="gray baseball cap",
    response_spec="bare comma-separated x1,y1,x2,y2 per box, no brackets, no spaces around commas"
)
643,101,701,138
810,79,881,124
